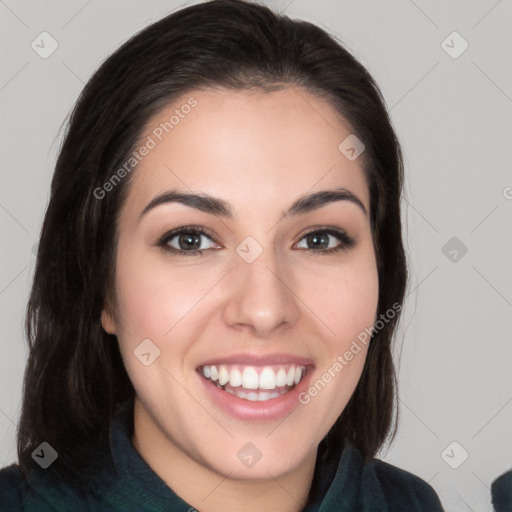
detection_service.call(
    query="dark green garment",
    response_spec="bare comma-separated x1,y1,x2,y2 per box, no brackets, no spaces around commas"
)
0,400,444,511
492,469,512,512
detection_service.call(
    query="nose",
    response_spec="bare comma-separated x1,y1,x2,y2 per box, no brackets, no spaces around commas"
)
222,249,300,337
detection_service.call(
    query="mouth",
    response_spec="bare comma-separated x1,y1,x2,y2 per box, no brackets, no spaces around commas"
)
199,363,307,402
196,356,314,421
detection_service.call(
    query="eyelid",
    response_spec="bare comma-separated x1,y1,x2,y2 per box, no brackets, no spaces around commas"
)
156,224,219,246
295,225,351,241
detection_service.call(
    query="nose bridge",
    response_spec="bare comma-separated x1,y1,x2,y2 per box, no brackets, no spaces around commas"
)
223,240,300,336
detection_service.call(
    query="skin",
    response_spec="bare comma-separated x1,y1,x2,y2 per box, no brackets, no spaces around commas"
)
101,86,379,512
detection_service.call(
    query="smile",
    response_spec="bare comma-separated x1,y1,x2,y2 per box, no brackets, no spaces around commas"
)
200,364,307,402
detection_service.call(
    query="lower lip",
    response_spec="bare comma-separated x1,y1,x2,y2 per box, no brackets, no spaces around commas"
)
198,367,314,421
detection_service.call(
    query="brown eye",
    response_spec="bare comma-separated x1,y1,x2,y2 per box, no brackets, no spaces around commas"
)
157,226,219,256
295,228,355,254
172,232,204,251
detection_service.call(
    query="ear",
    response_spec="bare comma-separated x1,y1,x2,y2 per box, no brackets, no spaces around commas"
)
101,308,117,335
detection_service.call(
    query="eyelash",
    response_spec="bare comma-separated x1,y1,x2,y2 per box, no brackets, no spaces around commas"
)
156,224,355,258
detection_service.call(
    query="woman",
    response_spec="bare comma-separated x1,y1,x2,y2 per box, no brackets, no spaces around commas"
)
0,1,445,510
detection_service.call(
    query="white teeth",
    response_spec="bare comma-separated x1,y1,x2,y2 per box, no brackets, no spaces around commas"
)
276,368,287,387
229,368,242,387
224,387,285,401
201,364,307,391
218,365,229,386
286,367,295,386
259,367,276,390
242,367,259,389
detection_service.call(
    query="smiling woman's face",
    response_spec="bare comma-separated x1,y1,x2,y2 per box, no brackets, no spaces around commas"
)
102,86,379,481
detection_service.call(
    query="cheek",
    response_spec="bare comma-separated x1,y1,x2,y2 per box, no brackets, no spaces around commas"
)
297,260,377,431
111,249,211,402
294,242,378,418
298,249,379,350
113,248,213,339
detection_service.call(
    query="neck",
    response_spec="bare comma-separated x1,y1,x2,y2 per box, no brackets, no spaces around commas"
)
132,399,318,512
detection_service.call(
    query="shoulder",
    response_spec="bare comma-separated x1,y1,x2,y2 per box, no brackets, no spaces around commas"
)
492,468,512,512
366,458,445,511
0,463,24,511
0,459,108,512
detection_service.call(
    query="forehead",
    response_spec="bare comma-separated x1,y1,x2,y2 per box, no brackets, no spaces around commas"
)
123,86,369,219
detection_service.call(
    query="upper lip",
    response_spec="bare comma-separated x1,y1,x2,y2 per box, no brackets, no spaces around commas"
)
197,352,314,368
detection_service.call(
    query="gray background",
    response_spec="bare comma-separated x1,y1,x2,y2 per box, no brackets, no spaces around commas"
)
1,1,511,510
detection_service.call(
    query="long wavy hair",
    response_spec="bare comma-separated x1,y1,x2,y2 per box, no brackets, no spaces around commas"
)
17,0,407,487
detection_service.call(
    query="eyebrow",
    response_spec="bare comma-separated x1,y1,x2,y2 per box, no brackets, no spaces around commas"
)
139,187,367,220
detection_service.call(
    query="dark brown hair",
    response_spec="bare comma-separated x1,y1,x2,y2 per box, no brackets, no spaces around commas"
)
17,0,407,487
